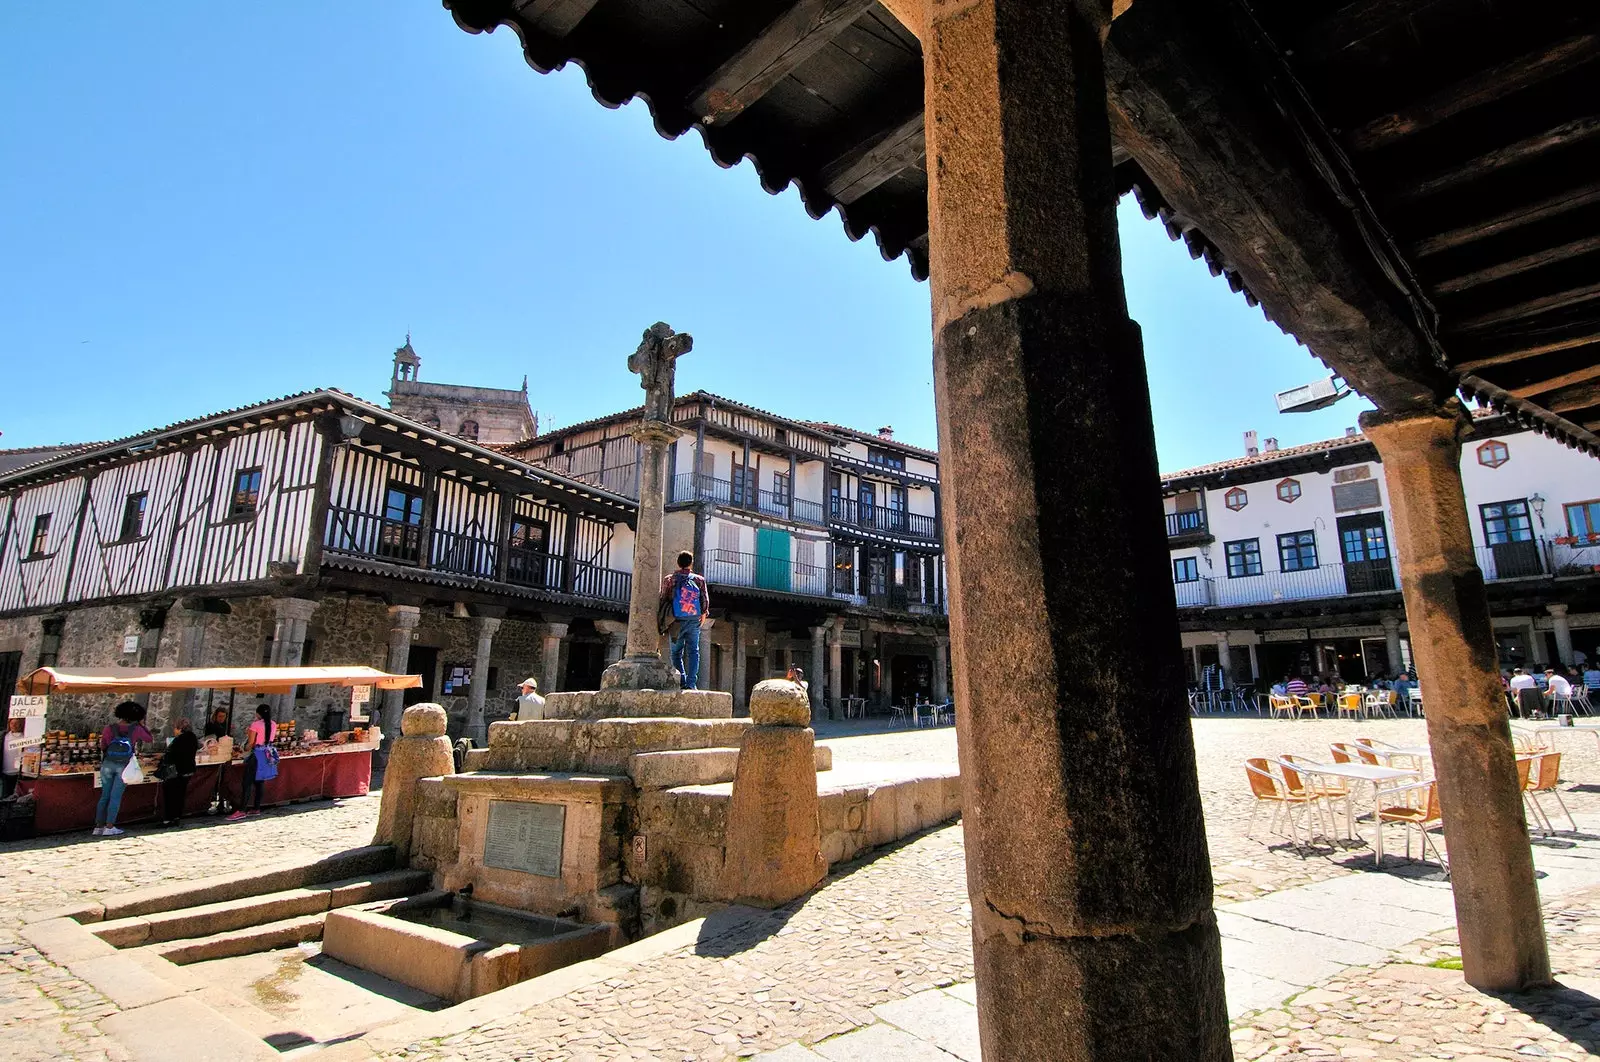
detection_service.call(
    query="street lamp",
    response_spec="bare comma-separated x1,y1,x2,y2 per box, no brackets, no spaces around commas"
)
1531,493,1546,527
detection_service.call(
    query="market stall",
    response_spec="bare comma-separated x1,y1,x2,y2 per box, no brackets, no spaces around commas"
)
8,665,420,834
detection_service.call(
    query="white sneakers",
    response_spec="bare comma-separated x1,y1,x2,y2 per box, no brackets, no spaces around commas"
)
91,826,125,837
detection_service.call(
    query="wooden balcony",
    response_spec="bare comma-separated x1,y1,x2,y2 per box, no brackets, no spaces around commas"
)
828,497,938,541
1165,509,1211,544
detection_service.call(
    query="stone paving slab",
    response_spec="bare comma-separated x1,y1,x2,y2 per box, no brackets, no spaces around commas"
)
811,1022,960,1061
871,987,981,1062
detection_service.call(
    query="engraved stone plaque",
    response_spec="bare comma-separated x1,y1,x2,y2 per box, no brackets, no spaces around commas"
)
483,800,566,878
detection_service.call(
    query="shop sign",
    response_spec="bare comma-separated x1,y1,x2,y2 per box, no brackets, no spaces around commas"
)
837,630,862,649
1312,625,1384,639
8,696,47,719
1262,629,1311,643
121,634,140,654
349,685,372,723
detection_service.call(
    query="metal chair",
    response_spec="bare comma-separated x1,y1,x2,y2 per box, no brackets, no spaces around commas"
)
1526,751,1577,835
1243,758,1325,845
1377,781,1446,868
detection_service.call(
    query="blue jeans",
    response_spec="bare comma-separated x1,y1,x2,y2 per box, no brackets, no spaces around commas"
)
673,615,702,690
96,760,128,827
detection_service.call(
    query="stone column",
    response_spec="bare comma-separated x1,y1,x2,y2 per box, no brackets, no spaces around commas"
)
595,620,629,666
730,618,747,714
933,635,951,703
1382,614,1405,675
1245,641,1260,683
698,616,716,689
1526,617,1549,667
1547,603,1574,667
1362,404,1550,991
380,605,422,743
809,625,828,715
602,419,684,690
1214,631,1232,687
541,621,569,696
828,619,845,719
169,604,210,726
269,598,320,721
465,616,501,745
879,633,893,708
922,0,1228,1055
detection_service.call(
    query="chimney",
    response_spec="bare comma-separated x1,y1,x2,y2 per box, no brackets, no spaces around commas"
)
1263,437,1279,452
1345,426,1358,437
1243,430,1259,457
877,425,894,439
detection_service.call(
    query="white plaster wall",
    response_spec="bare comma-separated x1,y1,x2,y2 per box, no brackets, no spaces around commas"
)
1459,431,1600,549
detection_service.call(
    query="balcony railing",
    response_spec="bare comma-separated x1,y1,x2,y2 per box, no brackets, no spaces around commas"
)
706,548,832,596
322,507,630,604
1174,559,1398,609
1165,510,1209,539
828,497,939,540
670,474,826,526
1475,536,1600,582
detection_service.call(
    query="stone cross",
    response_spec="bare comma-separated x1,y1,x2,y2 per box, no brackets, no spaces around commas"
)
628,322,693,423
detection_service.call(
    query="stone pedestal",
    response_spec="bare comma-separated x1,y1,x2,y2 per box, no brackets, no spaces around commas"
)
375,704,456,863
543,688,733,721
717,680,826,907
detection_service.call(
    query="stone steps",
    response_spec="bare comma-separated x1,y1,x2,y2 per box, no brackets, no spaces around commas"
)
627,744,833,789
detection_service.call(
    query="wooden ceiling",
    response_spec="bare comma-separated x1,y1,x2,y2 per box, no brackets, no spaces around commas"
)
442,0,1600,448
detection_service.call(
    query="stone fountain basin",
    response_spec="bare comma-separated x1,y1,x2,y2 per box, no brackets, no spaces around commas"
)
322,892,610,1004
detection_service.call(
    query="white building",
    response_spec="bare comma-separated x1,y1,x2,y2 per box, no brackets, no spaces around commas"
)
1163,413,1600,686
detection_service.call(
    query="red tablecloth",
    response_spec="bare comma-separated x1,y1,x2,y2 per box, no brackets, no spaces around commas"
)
16,746,373,834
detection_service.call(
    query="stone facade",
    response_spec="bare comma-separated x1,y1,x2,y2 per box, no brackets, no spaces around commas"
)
384,340,538,446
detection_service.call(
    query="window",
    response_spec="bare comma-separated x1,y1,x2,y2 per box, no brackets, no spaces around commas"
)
731,463,751,506
1477,440,1509,468
887,485,908,530
1277,530,1318,572
858,480,876,522
230,467,263,517
1173,557,1199,583
119,492,148,541
867,447,905,471
1565,500,1600,540
379,481,425,563
458,420,480,443
1225,538,1262,578
1275,478,1302,503
832,543,855,593
1480,499,1533,545
772,472,790,505
826,471,843,519
1224,487,1248,511
27,514,51,558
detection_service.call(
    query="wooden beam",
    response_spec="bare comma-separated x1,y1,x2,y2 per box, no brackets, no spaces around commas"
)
1413,182,1600,258
1509,364,1600,399
1348,34,1600,152
1397,116,1600,203
1547,382,1600,414
511,0,601,37
1457,280,1600,331
1104,0,1454,411
819,112,925,204
687,0,875,126
1435,233,1600,294
1302,0,1455,62
1456,330,1600,371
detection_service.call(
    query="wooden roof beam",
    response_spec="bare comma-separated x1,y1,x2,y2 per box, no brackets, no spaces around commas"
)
1457,280,1600,331
1348,33,1600,152
1509,364,1600,400
1412,182,1600,258
688,0,875,127
819,112,925,204
1303,0,1457,62
1105,0,1455,411
1397,116,1600,203
1456,329,1600,372
1435,233,1600,294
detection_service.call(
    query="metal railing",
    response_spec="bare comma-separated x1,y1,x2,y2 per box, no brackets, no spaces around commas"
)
670,474,827,526
1165,510,1208,538
828,497,938,540
1174,560,1398,608
705,548,832,597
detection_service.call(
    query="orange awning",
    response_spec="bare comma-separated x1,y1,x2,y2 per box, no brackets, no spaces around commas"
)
15,665,423,696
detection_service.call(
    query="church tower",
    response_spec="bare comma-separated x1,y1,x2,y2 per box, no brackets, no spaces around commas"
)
383,338,538,445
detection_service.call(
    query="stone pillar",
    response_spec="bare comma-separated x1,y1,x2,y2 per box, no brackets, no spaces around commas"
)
879,634,893,709
717,679,826,906
1245,641,1260,683
596,620,629,666
809,625,828,715
828,619,845,719
731,619,747,714
1382,614,1405,675
699,616,716,690
603,419,684,690
1214,631,1232,687
541,621,569,696
465,616,501,745
381,605,422,743
1547,603,1574,667
1362,404,1550,991
169,605,210,726
922,0,1228,1055
269,598,320,721
373,704,455,864
933,635,951,703
1526,617,1548,667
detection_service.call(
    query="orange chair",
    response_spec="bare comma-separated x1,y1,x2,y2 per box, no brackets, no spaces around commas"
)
1377,781,1445,867
1330,742,1360,764
1244,758,1325,845
1336,693,1363,720
1268,694,1299,720
1526,752,1577,835
1284,754,1350,837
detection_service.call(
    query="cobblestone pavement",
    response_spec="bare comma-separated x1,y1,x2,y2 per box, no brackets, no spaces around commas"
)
0,794,381,1062
4,718,1599,1061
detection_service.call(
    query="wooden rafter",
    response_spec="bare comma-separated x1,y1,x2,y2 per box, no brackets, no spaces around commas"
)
1397,116,1600,203
819,112,925,204
1456,330,1600,372
1301,0,1457,62
1509,364,1600,399
687,0,875,126
1348,34,1600,152
1412,183,1600,258
1547,381,1600,414
1435,233,1600,294
1457,280,1600,331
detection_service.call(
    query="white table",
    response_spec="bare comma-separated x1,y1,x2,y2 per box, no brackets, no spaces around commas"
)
1285,760,1419,865
1517,722,1600,755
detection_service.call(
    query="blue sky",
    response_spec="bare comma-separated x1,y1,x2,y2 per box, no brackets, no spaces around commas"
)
0,3,1369,472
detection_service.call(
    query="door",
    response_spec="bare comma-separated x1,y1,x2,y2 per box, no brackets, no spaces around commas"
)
0,651,22,792
404,647,439,708
506,517,549,587
755,528,791,592
1481,499,1542,578
1337,513,1396,593
564,640,605,692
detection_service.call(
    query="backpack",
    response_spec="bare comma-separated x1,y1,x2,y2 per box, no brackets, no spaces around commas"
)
103,725,135,765
670,571,704,619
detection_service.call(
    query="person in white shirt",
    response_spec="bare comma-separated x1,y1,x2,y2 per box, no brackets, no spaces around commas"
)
1545,668,1574,706
515,677,546,721
1508,667,1539,719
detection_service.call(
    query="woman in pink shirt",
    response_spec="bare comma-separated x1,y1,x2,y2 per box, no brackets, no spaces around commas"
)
95,701,154,836
227,703,277,820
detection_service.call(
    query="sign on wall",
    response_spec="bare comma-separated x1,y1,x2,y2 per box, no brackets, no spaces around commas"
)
121,634,140,654
1262,629,1312,643
484,800,566,878
349,685,372,723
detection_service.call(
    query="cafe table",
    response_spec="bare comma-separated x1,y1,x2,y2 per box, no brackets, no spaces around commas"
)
1516,722,1600,755
1282,759,1419,865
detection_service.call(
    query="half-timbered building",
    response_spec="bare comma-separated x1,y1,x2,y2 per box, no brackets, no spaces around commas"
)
513,391,950,715
0,389,635,744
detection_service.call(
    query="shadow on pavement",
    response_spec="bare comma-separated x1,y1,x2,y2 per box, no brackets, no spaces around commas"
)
1498,983,1600,1054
